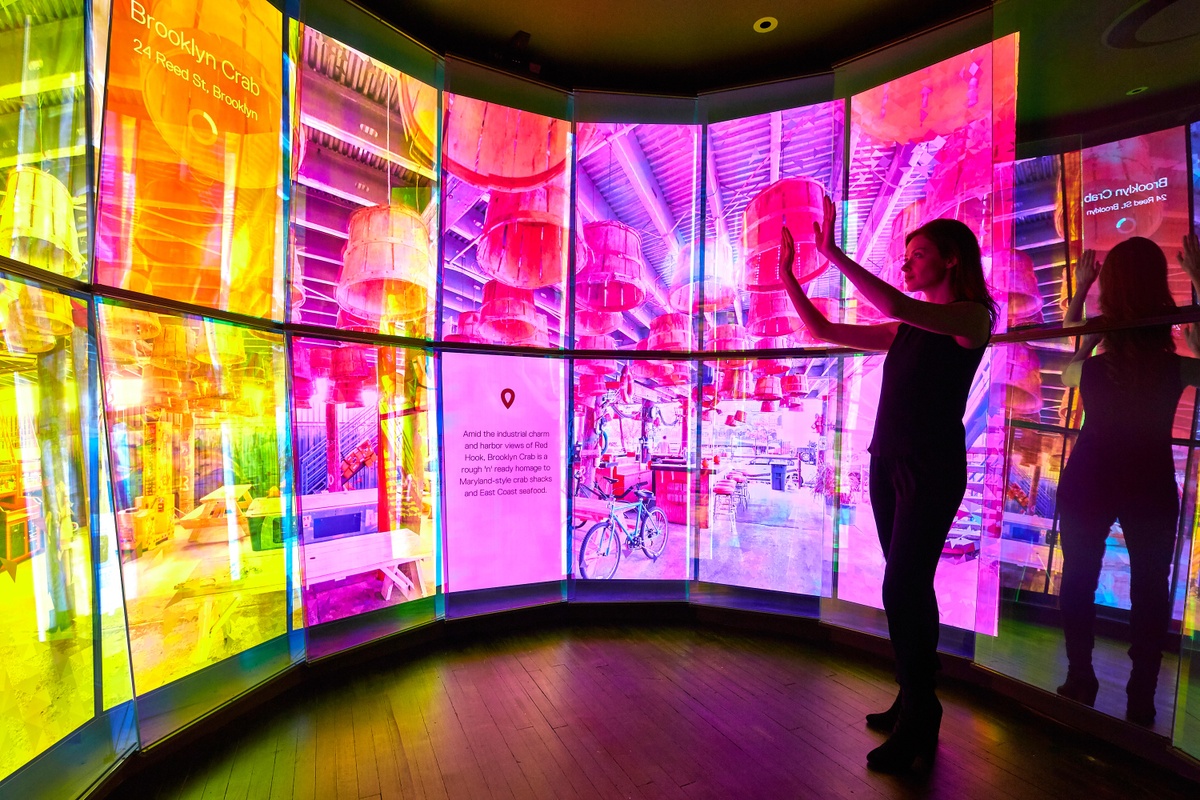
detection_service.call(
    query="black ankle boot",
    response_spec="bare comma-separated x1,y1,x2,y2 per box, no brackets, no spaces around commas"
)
1056,667,1099,707
866,691,902,733
1126,664,1159,726
866,697,942,773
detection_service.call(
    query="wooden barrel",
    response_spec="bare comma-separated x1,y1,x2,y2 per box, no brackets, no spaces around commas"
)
995,249,1043,325
852,48,991,144
512,311,551,347
647,312,691,352
196,322,247,367
717,367,753,401
444,310,489,344
0,166,85,278
338,204,433,323
742,177,828,292
751,338,790,377
753,376,783,401
478,280,537,344
443,94,570,191
399,72,438,167
1001,345,1042,418
577,220,646,312
781,373,807,397
668,236,735,313
924,123,992,215
630,338,663,381
576,373,608,399
706,323,751,366
333,345,372,384
132,168,223,268
746,291,801,337
576,334,618,376
759,400,778,412
476,185,568,290
576,308,621,336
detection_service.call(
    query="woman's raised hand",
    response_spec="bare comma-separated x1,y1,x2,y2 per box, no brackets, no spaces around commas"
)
1178,233,1200,284
813,194,839,260
1075,249,1100,290
780,226,801,293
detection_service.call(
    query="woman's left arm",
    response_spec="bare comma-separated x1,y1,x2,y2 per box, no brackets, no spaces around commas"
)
814,196,990,348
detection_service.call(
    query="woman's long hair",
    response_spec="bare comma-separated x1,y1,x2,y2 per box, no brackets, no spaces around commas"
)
906,218,998,330
1097,236,1176,364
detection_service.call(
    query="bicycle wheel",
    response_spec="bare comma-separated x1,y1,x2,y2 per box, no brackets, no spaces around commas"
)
640,507,669,559
579,521,621,579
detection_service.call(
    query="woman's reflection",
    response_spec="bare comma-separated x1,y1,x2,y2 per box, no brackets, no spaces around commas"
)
1056,235,1200,725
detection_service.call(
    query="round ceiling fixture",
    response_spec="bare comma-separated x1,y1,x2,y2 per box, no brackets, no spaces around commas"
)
754,17,778,34
1126,85,1149,95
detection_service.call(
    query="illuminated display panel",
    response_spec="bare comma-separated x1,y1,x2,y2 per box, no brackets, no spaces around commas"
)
95,0,286,320
291,24,438,338
836,39,1016,634
704,101,844,354
98,306,291,696
573,123,700,354
0,4,91,281
569,358,693,581
1180,122,1200,758
441,352,565,593
292,337,437,628
439,94,569,347
0,278,98,779
696,357,836,596
1064,127,1194,318
847,36,1019,327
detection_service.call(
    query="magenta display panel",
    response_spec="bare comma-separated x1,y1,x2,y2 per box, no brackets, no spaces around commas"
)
290,25,438,338
291,338,437,627
696,357,837,597
439,95,570,347
569,359,694,581
441,352,566,592
704,101,845,352
838,39,1017,633
573,123,701,353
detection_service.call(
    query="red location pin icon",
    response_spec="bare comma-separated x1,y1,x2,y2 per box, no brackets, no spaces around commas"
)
500,388,515,409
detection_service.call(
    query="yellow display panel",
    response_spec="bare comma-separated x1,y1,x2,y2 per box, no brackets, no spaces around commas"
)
0,277,96,780
95,0,286,320
98,305,291,694
0,3,90,280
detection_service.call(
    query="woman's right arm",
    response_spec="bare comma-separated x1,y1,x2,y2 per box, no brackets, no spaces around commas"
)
780,228,898,351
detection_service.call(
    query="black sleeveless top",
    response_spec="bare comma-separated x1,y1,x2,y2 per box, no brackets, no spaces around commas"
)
1067,350,1183,481
868,323,987,457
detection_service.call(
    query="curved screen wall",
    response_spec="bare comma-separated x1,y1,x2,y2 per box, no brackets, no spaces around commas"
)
1,2,1199,796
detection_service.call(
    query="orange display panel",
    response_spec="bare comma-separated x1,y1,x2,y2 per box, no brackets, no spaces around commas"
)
95,0,286,320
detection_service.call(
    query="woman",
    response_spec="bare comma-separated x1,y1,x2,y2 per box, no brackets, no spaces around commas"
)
1055,234,1200,725
779,197,995,773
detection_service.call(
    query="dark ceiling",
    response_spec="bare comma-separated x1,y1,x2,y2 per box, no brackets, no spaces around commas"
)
358,0,1200,144
358,0,991,93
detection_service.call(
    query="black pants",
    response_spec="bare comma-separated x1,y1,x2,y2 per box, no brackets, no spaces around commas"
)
869,452,967,699
1057,464,1179,679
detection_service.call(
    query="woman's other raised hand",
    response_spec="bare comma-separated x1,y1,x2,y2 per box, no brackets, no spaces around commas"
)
813,194,840,261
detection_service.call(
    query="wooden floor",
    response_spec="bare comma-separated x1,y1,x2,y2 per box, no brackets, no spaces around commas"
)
120,624,1199,800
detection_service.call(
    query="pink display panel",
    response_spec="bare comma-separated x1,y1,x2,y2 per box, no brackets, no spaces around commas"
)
291,25,438,338
697,357,836,596
838,38,1017,634
291,338,437,626
573,123,701,352
1067,127,1192,317
569,359,694,581
440,96,569,346
705,101,845,353
441,353,566,592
